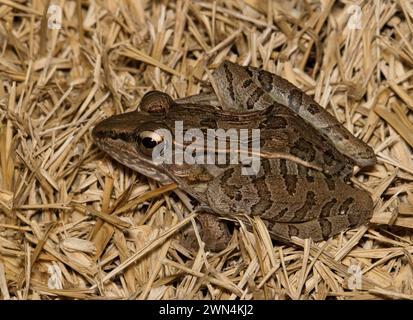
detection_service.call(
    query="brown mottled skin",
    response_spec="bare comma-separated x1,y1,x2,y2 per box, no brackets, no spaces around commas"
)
92,61,376,245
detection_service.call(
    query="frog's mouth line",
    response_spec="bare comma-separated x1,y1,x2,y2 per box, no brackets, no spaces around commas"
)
92,129,135,143
93,134,173,183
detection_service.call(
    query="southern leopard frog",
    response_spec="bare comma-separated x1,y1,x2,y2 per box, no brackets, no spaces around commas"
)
92,61,376,246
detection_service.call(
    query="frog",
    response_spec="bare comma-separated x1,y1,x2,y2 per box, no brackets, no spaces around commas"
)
92,61,376,250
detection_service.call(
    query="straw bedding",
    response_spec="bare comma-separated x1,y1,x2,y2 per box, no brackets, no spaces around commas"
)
0,0,412,300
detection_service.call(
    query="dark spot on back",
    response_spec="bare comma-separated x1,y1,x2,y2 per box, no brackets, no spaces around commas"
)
338,197,354,215
242,79,253,88
320,219,332,239
323,149,335,166
307,103,320,115
320,199,338,218
338,126,350,140
251,161,273,214
288,88,303,112
272,116,288,129
221,167,235,184
306,174,314,183
288,225,299,237
245,67,254,77
290,137,316,162
323,173,336,191
297,165,314,183
294,191,316,221
247,87,265,110
219,167,242,199
258,71,274,92
279,160,297,196
275,208,289,220
269,104,285,115
279,159,287,173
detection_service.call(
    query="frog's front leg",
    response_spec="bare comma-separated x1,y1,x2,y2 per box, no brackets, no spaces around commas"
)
180,212,232,252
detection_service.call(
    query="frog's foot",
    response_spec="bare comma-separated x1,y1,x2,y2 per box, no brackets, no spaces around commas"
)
180,213,232,252
268,212,372,242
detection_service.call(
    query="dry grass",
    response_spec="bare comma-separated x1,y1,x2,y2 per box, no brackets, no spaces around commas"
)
0,0,413,300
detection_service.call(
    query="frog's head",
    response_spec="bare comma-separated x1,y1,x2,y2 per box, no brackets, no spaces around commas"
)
92,111,175,182
92,91,218,184
92,91,177,182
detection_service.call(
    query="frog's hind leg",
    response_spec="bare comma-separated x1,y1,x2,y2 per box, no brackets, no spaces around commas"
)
212,60,274,112
213,61,376,167
181,213,231,252
175,62,270,112
268,213,371,242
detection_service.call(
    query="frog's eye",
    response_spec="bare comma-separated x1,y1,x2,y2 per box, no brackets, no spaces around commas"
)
137,131,163,155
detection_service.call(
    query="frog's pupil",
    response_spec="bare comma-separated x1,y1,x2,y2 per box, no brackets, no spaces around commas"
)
142,137,158,149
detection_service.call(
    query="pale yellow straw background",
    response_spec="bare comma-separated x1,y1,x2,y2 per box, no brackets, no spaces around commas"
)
0,0,412,300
